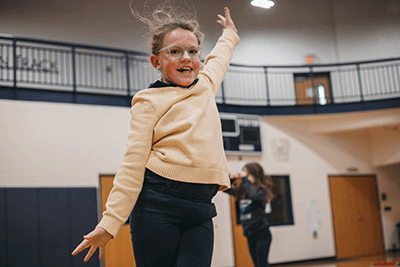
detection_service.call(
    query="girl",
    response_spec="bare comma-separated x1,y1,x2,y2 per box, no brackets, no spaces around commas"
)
226,162,275,267
72,4,239,267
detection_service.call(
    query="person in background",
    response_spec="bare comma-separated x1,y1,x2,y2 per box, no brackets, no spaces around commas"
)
72,2,239,266
225,162,275,267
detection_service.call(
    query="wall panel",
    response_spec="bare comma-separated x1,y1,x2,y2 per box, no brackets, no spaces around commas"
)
0,189,7,266
7,188,40,266
39,188,70,267
69,188,99,267
1,188,98,267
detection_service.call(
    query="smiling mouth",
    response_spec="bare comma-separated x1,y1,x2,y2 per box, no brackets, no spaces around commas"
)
177,67,193,73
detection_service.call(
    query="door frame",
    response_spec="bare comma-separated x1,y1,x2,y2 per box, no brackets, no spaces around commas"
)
328,174,385,259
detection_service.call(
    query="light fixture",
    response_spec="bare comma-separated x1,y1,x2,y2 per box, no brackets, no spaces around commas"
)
251,0,275,9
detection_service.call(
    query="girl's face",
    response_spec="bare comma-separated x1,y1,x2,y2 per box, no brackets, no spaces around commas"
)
243,168,255,184
151,28,201,87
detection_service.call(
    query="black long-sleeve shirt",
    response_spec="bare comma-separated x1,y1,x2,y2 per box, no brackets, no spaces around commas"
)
224,177,269,237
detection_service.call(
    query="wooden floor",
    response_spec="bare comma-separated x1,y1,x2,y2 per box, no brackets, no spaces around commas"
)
272,251,400,267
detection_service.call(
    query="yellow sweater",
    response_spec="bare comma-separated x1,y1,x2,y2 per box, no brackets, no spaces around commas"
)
98,29,240,237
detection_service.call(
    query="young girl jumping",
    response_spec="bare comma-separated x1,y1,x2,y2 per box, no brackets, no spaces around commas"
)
72,3,239,267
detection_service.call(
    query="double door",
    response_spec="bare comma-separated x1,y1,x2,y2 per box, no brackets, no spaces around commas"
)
294,73,332,105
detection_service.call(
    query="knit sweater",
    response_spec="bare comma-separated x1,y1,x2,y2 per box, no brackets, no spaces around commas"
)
98,29,240,237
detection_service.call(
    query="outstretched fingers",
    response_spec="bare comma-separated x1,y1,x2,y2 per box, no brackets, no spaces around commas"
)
84,245,98,262
217,14,226,27
99,246,105,260
224,7,232,21
71,239,91,256
72,227,112,262
217,7,238,33
72,238,100,262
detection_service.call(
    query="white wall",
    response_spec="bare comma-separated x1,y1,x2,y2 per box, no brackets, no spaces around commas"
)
2,99,399,265
262,114,400,262
0,0,399,66
0,99,130,187
375,164,400,251
226,122,338,263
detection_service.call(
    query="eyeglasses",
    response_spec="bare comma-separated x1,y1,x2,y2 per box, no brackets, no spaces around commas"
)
156,44,201,59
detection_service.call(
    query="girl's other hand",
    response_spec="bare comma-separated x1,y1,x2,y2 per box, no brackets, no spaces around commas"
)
71,226,113,262
217,7,238,34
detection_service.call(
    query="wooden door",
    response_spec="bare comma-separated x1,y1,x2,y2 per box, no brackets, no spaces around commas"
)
230,196,254,267
329,176,384,259
100,175,136,267
295,74,332,105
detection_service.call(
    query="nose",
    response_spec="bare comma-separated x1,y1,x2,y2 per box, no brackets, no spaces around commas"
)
181,50,191,60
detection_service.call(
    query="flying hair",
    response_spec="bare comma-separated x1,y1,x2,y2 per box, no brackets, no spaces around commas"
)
129,0,204,55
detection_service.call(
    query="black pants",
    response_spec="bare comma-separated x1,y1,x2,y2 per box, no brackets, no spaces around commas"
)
130,169,219,267
247,226,272,267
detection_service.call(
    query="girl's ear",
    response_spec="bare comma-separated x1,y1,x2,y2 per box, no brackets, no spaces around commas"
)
150,55,160,70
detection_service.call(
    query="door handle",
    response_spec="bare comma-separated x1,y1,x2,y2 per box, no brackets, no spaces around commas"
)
357,215,362,221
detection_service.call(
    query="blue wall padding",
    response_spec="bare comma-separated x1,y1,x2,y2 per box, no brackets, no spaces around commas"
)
0,188,99,267
7,188,40,266
39,188,70,267
0,188,7,266
69,188,99,267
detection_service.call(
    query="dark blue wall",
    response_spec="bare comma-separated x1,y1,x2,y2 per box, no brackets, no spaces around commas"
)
0,188,99,267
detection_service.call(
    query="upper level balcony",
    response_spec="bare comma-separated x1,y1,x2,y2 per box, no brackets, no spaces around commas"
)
1,34,399,115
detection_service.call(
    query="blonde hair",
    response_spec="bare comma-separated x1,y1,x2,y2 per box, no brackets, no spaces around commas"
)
130,0,204,55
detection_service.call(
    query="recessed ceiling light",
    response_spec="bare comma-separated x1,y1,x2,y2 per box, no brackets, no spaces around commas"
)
251,0,275,9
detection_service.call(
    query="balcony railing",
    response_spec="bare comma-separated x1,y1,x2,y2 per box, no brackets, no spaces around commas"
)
1,34,400,109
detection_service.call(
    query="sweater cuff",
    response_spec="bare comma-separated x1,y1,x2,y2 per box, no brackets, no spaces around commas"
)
222,28,240,46
97,215,124,238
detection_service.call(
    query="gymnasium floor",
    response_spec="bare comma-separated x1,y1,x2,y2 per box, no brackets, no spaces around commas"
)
272,251,400,266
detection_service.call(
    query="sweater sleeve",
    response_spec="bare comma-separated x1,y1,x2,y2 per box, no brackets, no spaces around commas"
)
201,28,240,95
97,100,158,237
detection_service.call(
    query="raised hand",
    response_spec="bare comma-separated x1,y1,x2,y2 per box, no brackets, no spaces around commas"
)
71,226,113,262
217,7,238,33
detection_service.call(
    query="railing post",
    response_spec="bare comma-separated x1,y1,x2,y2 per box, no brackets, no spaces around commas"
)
264,66,270,106
12,38,17,99
356,63,364,102
309,66,317,105
124,53,131,106
71,47,77,103
220,80,226,105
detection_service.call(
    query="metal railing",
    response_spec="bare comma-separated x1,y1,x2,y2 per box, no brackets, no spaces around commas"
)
1,34,400,107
